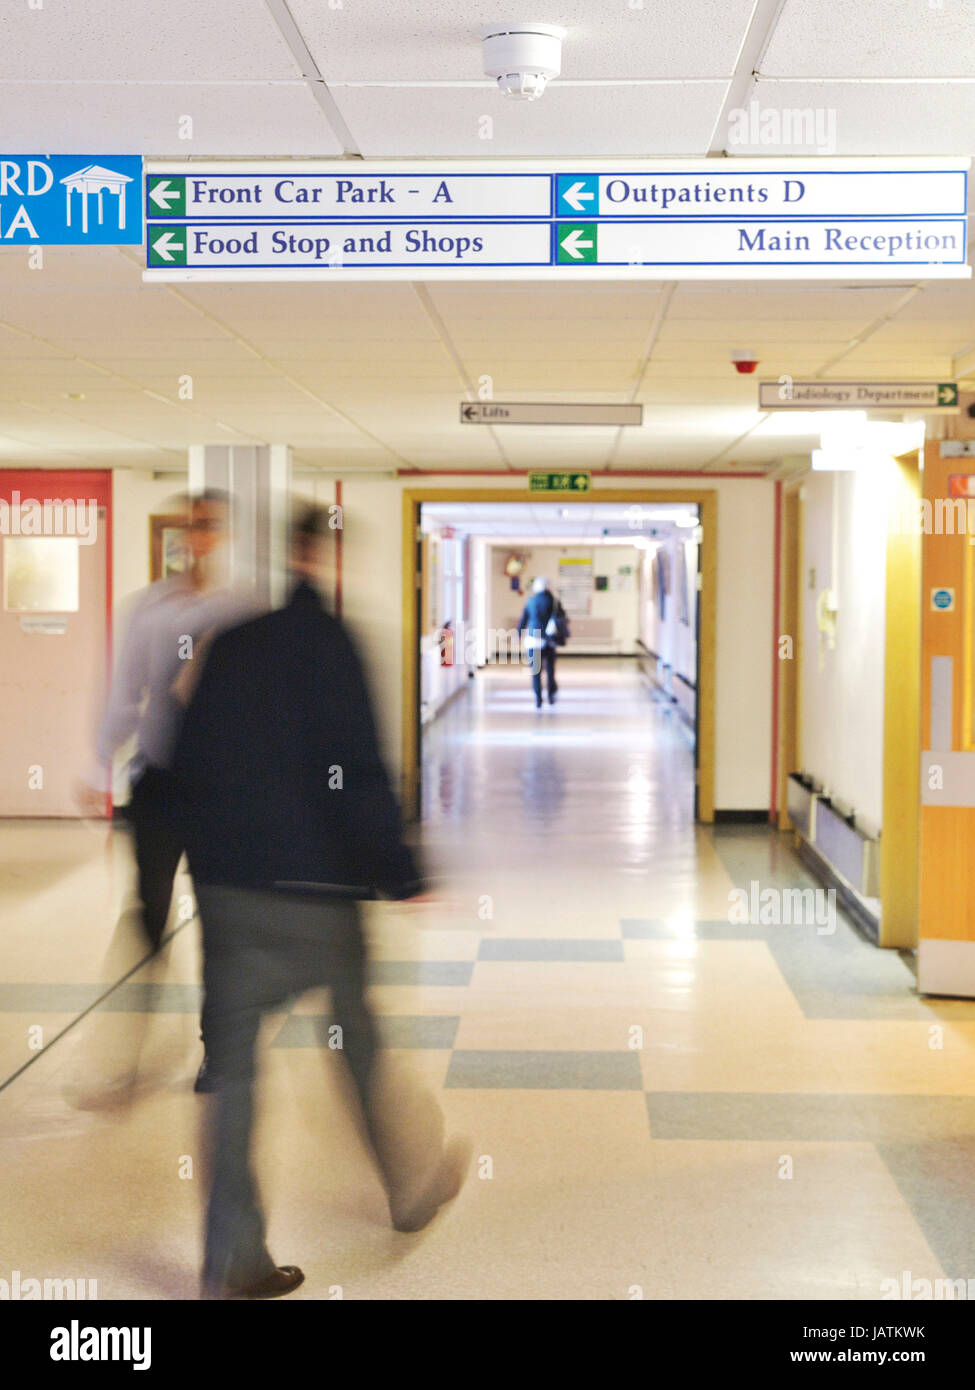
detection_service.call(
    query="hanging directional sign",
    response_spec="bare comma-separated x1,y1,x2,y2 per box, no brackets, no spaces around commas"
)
1,155,142,244
145,171,552,220
147,221,552,270
460,403,642,426
758,381,959,410
143,159,970,282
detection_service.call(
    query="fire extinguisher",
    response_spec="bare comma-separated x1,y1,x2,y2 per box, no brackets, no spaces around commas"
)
439,622,454,667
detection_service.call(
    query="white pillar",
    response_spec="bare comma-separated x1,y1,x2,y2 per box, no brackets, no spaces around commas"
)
188,444,292,607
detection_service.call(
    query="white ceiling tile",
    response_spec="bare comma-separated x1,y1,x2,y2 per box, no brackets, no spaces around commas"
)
0,82,341,155
332,84,727,157
289,0,755,80
763,0,975,79
0,1,301,80
729,81,975,156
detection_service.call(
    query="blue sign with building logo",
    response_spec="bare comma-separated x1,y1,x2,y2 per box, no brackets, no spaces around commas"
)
0,156,143,245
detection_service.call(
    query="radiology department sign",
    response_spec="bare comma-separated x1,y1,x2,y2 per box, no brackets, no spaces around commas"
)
0,156,142,244
143,158,970,282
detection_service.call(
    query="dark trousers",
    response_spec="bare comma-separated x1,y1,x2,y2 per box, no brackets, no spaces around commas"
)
129,767,184,953
532,645,558,704
195,885,378,1291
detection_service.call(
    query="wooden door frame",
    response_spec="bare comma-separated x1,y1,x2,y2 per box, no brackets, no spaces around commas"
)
401,487,717,823
776,481,802,829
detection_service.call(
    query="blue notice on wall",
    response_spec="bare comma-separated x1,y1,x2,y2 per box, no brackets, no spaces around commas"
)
0,155,143,245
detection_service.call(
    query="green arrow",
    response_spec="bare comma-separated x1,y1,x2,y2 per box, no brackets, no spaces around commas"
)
558,224,598,264
938,383,958,406
148,176,185,217
149,229,187,266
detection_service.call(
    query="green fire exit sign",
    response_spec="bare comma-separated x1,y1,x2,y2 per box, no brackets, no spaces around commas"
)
528,471,591,493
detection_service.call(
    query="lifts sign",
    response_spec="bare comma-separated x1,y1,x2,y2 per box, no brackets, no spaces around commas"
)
142,159,970,282
0,156,142,244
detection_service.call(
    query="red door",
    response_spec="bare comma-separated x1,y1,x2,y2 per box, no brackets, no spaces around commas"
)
0,470,112,816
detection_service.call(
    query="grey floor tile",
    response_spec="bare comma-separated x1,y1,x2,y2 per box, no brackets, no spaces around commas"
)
271,1013,459,1049
368,961,473,987
99,982,204,1013
478,939,623,961
646,1091,975,1142
446,1049,643,1090
0,983,104,1013
877,1139,975,1284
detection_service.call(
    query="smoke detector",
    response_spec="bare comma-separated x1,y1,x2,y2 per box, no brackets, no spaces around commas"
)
731,349,760,375
481,23,566,101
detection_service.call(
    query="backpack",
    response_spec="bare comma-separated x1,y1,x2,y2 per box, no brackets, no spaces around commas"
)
544,598,570,647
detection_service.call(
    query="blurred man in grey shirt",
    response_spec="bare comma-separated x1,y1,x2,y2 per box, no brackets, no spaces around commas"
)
77,490,254,1090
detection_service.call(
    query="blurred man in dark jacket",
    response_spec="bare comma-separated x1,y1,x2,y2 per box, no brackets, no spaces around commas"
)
518,575,567,708
172,504,468,1300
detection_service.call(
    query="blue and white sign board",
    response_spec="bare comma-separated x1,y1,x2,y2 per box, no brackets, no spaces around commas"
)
1,156,142,244
932,588,956,612
143,159,970,282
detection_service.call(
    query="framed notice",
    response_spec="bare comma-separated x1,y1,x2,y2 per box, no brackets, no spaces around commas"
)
558,556,593,616
150,514,188,582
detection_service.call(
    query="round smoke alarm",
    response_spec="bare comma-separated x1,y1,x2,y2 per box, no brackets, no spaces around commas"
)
481,23,566,101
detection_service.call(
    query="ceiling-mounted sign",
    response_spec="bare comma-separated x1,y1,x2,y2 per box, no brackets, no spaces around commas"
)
759,381,959,410
148,221,552,270
529,472,591,493
461,403,642,426
142,159,970,282
147,172,553,220
0,155,142,244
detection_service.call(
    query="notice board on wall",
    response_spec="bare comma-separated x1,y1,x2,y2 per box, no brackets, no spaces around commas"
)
558,556,593,615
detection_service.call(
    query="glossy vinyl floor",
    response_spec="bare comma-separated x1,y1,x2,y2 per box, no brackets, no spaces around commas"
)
2,657,975,1300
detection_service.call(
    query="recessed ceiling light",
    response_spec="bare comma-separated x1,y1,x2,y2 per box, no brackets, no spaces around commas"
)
63,392,86,401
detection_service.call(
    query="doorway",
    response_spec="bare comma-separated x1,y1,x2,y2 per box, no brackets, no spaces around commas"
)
401,487,716,824
0,470,112,817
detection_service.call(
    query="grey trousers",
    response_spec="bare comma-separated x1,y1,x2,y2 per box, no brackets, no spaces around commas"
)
195,884,377,1291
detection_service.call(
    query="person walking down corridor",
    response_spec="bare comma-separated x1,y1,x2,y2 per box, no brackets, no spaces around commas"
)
75,490,254,1095
518,575,569,708
172,503,469,1300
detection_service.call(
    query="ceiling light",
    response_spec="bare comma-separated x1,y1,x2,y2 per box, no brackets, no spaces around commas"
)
811,415,924,471
481,23,566,101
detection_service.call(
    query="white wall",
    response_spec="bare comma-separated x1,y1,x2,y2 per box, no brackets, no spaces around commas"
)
419,523,469,723
639,533,698,686
488,543,643,653
799,467,887,835
111,470,186,612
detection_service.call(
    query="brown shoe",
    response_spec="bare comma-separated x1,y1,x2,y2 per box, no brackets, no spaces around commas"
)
206,1265,305,1300
391,1137,472,1234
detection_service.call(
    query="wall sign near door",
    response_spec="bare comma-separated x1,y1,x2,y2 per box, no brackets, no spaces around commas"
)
19,616,67,635
931,588,956,611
